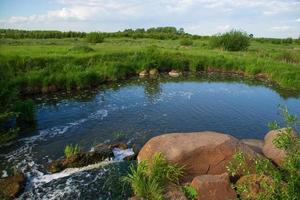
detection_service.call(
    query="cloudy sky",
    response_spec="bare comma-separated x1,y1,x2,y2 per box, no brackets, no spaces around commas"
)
0,0,300,38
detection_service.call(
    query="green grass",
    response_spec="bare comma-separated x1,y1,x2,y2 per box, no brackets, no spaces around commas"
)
0,37,300,94
123,152,184,200
64,144,81,158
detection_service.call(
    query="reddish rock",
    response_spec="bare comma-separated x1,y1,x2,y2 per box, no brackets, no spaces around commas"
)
191,173,237,200
138,132,259,177
241,139,264,154
236,174,274,199
164,183,188,200
0,173,25,200
262,129,296,166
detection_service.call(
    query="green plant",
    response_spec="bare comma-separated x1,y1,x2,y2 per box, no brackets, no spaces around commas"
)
64,144,81,158
211,30,250,51
123,152,184,200
86,32,104,43
227,106,300,200
182,185,198,200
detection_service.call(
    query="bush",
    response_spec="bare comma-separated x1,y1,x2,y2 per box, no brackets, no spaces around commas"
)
211,30,250,51
123,152,184,200
182,185,198,200
180,38,193,46
64,144,80,158
227,106,300,200
86,32,104,43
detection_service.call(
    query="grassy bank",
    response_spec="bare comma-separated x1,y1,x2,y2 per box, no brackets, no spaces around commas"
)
1,37,300,93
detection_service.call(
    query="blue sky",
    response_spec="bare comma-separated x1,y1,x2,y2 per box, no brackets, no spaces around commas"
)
0,0,300,38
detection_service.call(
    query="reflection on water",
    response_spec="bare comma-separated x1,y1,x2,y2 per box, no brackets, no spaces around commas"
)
1,73,300,199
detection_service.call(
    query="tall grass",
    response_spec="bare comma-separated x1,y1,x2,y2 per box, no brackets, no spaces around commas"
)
123,152,184,199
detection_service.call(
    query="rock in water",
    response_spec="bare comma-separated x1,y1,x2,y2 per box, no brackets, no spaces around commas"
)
149,69,158,76
139,70,149,77
0,173,25,200
262,129,296,166
191,173,237,200
168,70,182,77
138,132,258,177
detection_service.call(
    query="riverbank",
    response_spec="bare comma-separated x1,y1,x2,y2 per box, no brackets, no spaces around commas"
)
1,37,300,95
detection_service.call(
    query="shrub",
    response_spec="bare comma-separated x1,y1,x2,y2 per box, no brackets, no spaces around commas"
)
211,30,250,51
182,185,198,200
123,152,184,200
180,38,193,46
64,144,80,158
227,106,300,200
86,32,104,43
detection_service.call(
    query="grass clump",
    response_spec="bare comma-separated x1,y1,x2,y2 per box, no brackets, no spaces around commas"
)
64,144,81,158
180,38,193,46
211,30,250,51
123,152,184,200
86,32,104,43
227,106,300,200
182,185,198,200
276,51,299,64
68,45,95,53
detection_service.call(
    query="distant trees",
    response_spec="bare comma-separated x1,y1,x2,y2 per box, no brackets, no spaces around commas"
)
0,29,86,39
211,30,250,51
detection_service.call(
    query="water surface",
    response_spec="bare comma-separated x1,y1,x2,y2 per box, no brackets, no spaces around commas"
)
1,73,300,199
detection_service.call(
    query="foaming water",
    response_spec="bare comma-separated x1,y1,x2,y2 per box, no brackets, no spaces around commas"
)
1,74,300,199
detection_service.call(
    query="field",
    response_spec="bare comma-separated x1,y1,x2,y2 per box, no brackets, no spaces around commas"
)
1,36,300,94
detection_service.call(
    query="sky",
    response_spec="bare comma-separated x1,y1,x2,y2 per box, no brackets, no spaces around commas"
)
0,0,300,38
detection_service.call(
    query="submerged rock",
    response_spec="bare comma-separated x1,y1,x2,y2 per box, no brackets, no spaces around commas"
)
191,173,237,200
241,139,264,154
168,70,182,77
49,143,129,173
0,173,25,200
138,132,259,177
262,129,296,166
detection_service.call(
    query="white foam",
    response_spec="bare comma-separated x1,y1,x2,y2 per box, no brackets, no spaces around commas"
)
2,170,8,178
112,148,135,161
30,160,114,186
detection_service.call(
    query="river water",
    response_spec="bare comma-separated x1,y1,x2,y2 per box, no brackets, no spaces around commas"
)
1,73,300,199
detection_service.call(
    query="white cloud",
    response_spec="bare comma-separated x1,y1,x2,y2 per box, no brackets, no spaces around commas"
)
1,0,300,37
271,26,292,32
296,18,300,22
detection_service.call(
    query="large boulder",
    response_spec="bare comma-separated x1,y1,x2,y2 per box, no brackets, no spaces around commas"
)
236,174,274,199
262,129,296,166
138,132,259,177
191,173,237,200
241,139,264,154
0,173,25,200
